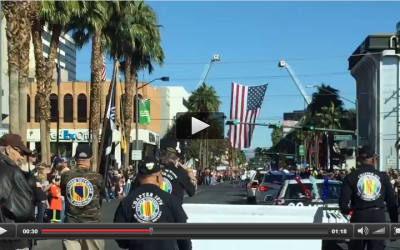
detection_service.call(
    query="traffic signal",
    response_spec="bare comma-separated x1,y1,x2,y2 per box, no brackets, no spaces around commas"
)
241,150,246,153
268,123,281,129
226,120,238,125
302,126,315,131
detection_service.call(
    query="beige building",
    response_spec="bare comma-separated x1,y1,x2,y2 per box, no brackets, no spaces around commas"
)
25,81,161,166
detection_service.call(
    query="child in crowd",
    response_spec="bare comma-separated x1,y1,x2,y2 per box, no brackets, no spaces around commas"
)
49,175,62,223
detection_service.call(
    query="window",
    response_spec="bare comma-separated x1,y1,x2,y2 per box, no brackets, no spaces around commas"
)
35,95,40,122
50,94,58,122
27,94,30,122
284,183,341,200
263,173,295,183
77,94,87,122
63,94,73,123
133,94,143,123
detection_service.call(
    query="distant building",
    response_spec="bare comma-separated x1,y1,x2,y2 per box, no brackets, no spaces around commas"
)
283,110,304,121
153,86,190,137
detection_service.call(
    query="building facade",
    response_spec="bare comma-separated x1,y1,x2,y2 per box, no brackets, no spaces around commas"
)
154,86,190,137
24,81,161,166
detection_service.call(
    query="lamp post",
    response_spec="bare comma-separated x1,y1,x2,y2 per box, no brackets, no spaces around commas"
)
134,77,169,172
306,85,359,165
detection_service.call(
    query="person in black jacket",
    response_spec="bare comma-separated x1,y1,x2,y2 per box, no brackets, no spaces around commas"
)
114,156,192,250
0,134,35,250
130,140,196,204
339,145,398,250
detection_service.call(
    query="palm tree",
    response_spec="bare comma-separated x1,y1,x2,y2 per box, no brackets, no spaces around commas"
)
30,1,49,163
188,82,221,169
3,1,24,134
105,1,164,168
40,1,78,163
307,84,344,115
67,1,113,170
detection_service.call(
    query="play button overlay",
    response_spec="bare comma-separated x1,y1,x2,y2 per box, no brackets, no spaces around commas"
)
175,112,225,140
0,224,16,238
191,117,210,135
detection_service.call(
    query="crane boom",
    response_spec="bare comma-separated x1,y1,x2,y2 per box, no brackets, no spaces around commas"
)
196,55,220,88
278,61,311,105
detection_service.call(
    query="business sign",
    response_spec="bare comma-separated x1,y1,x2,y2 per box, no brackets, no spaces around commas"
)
49,130,91,141
139,99,150,125
334,135,353,141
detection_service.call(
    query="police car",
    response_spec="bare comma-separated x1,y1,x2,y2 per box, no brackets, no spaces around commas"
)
253,171,295,204
272,179,342,207
246,170,267,202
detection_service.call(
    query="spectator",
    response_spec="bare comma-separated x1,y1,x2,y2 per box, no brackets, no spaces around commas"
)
0,134,35,250
49,175,62,223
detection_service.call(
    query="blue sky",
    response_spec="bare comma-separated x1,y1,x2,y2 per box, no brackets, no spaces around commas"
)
74,2,400,149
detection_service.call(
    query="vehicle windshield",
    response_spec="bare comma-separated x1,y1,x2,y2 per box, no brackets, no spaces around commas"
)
284,183,341,200
264,173,295,183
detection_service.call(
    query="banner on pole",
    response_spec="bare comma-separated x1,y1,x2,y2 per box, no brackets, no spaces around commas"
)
139,99,151,125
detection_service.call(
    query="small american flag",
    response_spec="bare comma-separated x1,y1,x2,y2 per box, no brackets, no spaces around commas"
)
101,56,107,81
228,82,268,149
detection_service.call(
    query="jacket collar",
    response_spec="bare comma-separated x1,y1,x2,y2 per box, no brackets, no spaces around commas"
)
0,154,20,169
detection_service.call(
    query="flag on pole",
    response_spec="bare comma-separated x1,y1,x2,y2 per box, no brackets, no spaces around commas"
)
228,82,268,149
102,56,107,81
98,60,117,176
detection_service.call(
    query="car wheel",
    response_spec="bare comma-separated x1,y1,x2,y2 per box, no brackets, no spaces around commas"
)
247,197,255,204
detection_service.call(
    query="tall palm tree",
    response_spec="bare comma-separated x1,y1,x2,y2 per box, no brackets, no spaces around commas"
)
308,84,344,115
3,1,24,134
40,1,78,163
105,1,164,168
30,1,50,163
67,1,113,170
188,82,221,169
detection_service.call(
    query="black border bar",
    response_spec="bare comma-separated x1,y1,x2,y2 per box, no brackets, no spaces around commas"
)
0,223,394,239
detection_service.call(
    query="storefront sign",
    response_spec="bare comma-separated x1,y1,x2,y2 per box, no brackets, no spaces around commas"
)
139,99,151,125
149,132,156,143
62,130,90,141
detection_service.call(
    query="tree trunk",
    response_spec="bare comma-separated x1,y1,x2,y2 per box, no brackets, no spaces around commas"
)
4,2,21,134
44,24,62,162
18,17,31,144
123,55,133,168
90,30,102,171
31,10,48,163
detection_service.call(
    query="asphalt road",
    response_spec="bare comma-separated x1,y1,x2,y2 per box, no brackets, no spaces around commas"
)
34,182,400,250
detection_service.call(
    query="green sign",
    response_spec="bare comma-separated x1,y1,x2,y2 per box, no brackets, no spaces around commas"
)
299,145,304,156
139,99,151,125
285,155,294,159
334,135,353,141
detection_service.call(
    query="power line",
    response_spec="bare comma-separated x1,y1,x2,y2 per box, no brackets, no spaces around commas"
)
76,51,384,66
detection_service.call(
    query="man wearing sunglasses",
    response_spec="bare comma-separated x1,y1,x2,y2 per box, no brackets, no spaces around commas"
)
0,134,35,250
339,145,398,250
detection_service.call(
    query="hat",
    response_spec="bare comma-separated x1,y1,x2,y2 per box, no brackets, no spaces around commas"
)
53,157,67,165
138,156,161,176
160,137,184,158
29,150,37,157
0,134,31,155
359,145,377,159
74,144,93,160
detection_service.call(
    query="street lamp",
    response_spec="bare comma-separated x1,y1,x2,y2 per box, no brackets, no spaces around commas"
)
134,76,169,172
306,85,359,149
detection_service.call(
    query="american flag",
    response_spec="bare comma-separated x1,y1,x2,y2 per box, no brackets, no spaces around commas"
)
228,82,268,149
101,56,107,81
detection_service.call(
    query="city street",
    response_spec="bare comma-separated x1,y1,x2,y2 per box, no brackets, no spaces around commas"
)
35,182,400,250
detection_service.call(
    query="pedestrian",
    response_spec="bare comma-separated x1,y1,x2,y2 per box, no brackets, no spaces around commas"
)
60,144,105,250
0,134,35,250
54,157,69,222
339,145,398,250
114,156,192,250
48,175,62,223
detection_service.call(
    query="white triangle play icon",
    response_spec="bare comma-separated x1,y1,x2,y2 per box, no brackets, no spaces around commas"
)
191,117,210,135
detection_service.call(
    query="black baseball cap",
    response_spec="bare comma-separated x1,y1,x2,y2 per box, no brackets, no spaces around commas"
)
138,156,161,176
161,137,184,158
359,145,378,159
74,144,93,160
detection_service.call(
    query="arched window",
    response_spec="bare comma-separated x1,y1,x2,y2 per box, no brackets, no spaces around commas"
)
27,94,30,122
133,94,143,123
34,95,40,122
50,94,58,122
77,94,87,122
63,94,73,123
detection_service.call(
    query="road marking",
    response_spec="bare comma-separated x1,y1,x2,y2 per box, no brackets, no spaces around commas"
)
184,190,203,198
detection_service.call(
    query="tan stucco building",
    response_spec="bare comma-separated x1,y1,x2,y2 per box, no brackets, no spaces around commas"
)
25,81,161,166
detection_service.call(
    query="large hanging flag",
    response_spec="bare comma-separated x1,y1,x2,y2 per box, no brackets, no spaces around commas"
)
228,82,268,149
98,60,117,176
